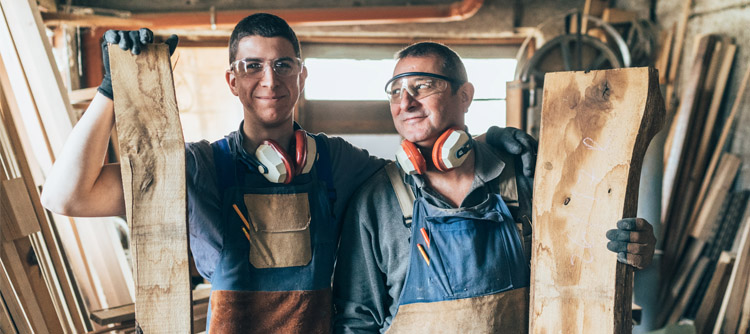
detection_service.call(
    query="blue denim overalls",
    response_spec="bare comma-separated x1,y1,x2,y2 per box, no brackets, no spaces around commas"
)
387,164,530,333
206,133,336,334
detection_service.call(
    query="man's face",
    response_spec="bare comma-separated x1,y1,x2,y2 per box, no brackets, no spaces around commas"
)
389,55,472,148
226,36,307,128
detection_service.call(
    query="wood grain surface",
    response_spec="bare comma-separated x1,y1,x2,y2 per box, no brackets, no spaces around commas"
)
530,67,664,334
110,44,192,333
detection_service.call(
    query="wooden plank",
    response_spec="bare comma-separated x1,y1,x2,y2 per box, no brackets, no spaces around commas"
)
0,256,30,333
601,8,637,24
109,44,191,333
90,288,210,326
0,57,91,334
0,240,51,333
695,252,735,334
0,6,92,333
506,80,525,130
690,154,741,240
692,62,750,238
530,67,665,334
68,87,98,104
667,256,710,324
713,216,750,334
656,24,675,84
581,0,608,33
661,35,718,260
684,43,736,232
667,0,692,86
0,178,40,241
0,0,77,155
0,291,16,334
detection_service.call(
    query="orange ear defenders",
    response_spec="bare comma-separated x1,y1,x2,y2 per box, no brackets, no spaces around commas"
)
254,130,317,183
395,127,472,175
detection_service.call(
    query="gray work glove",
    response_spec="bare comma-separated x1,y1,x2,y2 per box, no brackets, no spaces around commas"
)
486,126,537,177
98,28,179,100
606,218,656,270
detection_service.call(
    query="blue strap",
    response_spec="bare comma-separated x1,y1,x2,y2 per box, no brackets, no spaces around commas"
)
211,138,236,195
312,135,337,209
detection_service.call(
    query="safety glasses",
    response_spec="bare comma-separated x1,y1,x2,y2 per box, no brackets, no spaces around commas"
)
230,57,303,79
384,72,459,104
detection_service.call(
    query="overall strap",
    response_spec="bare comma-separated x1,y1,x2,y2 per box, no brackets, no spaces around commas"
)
312,135,337,211
385,162,415,227
211,138,237,195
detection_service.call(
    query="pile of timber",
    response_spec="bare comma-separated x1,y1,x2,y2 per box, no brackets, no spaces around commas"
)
655,14,750,331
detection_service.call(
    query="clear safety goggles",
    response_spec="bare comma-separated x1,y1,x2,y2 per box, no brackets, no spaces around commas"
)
229,57,303,79
384,72,459,104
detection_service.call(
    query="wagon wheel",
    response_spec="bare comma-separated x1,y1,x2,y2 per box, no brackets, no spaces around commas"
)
520,33,622,86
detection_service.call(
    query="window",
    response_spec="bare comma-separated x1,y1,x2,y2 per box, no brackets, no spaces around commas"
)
300,43,518,158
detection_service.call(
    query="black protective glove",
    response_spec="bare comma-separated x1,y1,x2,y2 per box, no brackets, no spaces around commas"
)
606,218,656,270
97,28,179,100
486,126,538,177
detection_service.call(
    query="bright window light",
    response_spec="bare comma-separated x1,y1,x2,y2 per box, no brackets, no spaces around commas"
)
304,59,396,101
304,57,517,133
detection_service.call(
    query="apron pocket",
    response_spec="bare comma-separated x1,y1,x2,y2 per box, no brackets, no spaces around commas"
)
244,193,312,268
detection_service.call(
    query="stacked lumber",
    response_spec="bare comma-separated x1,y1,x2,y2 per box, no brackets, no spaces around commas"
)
0,0,136,332
654,16,750,327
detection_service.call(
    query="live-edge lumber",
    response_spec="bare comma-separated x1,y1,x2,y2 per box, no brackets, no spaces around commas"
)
110,44,192,333
530,67,664,334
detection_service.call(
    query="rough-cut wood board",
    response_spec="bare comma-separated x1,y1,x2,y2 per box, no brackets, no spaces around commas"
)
0,290,17,334
693,62,750,236
661,35,718,263
0,4,91,332
530,67,664,334
690,154,741,239
695,252,734,334
684,43,736,234
0,0,76,154
0,256,30,333
506,80,525,129
713,215,750,334
0,178,40,241
0,240,51,333
656,24,675,84
90,288,210,326
110,44,192,333
666,256,709,324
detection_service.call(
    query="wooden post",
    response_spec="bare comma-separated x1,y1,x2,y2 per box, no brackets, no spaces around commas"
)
530,67,665,333
109,44,192,333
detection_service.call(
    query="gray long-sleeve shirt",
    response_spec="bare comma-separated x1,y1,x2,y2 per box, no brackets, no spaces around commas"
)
332,141,534,333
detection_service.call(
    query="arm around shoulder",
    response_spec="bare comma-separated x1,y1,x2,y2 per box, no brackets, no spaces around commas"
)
41,93,126,217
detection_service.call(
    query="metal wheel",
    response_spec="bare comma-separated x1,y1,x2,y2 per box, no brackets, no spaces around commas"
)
520,34,622,85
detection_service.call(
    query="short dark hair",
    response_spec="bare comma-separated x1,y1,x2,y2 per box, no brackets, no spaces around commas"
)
395,42,467,93
229,13,301,64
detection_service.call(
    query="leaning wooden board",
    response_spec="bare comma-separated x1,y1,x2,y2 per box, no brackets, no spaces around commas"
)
110,44,192,333
530,67,664,333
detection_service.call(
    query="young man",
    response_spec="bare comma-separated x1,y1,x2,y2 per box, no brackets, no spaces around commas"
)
331,42,656,333
41,14,535,333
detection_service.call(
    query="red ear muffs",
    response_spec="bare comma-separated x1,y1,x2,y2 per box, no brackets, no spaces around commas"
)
396,127,472,175
432,127,458,172
399,140,426,175
294,130,307,176
255,130,315,184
